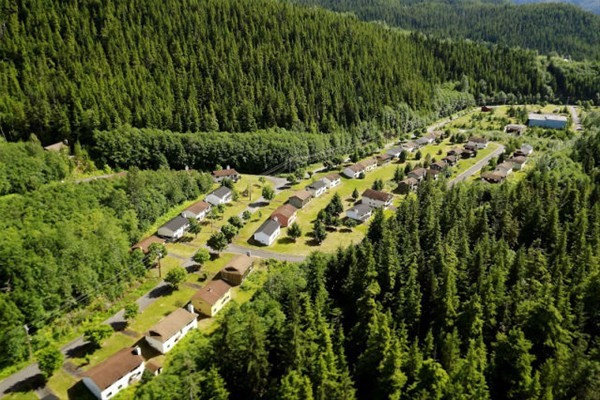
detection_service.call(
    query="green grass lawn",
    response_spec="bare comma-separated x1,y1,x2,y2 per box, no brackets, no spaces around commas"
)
2,393,39,400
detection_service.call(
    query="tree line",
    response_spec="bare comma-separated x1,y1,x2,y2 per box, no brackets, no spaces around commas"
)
134,124,600,399
0,168,212,368
0,0,595,147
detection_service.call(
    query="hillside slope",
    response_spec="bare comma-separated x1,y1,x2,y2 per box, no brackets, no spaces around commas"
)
512,0,600,14
292,0,600,59
0,0,594,146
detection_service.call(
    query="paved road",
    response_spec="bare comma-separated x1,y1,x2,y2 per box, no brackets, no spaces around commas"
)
226,243,307,263
0,279,171,398
449,144,505,186
73,171,127,184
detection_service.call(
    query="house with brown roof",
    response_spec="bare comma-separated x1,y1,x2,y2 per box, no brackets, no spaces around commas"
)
220,254,254,286
43,140,69,152
289,190,312,209
342,163,366,178
131,235,166,254
509,156,527,170
495,161,514,175
447,148,463,157
191,280,232,317
481,172,506,184
398,177,418,194
505,124,527,135
376,154,392,166
430,160,447,172
211,168,240,183
362,189,393,209
181,200,211,221
408,168,428,182
427,169,442,180
145,306,197,354
270,204,298,227
443,155,458,167
322,173,341,188
362,158,378,172
82,347,145,400
461,148,476,159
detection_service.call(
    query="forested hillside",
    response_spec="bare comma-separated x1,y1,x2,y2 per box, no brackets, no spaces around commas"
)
512,0,600,15
293,0,600,60
135,124,600,399
0,168,212,368
0,0,596,147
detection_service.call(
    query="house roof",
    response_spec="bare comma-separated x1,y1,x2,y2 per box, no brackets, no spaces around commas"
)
362,188,393,202
363,158,378,166
443,155,457,163
403,141,417,148
387,146,403,154
84,348,144,390
432,160,447,169
482,172,505,183
222,255,254,276
193,280,232,306
528,113,568,122
256,218,281,236
377,154,392,161
510,156,527,164
43,141,68,152
416,137,431,145
131,235,165,253
212,168,239,177
349,204,372,217
409,168,428,178
290,190,312,202
184,201,211,215
496,161,514,171
161,215,189,232
347,163,365,173
521,144,533,152
271,204,297,220
427,169,441,177
464,144,478,151
401,177,418,186
323,173,341,182
146,308,197,343
308,180,327,190
505,124,526,131
146,360,162,374
210,186,232,199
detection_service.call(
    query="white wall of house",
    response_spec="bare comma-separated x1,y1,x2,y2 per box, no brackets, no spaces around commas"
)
254,226,281,246
157,225,187,239
181,209,208,221
323,178,341,188
83,363,144,400
347,209,371,221
145,319,198,354
364,164,377,172
206,194,231,206
309,186,327,198
362,197,391,209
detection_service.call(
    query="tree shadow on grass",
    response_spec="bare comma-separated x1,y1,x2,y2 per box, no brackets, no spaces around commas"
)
147,285,173,299
67,380,96,400
109,321,127,332
276,237,295,245
65,342,96,359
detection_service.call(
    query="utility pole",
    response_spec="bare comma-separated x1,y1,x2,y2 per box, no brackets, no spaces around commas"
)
23,324,33,360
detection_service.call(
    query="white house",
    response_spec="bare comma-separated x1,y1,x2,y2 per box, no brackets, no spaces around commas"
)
402,142,417,153
343,163,365,179
191,280,232,317
253,218,281,246
467,137,489,149
211,168,240,183
145,306,197,354
517,144,534,156
362,189,393,209
408,168,428,182
306,180,328,198
322,173,341,188
509,156,527,170
157,215,189,240
206,186,232,206
83,347,145,400
527,113,568,129
346,204,373,222
416,136,435,147
386,146,404,158
495,161,514,175
181,201,211,221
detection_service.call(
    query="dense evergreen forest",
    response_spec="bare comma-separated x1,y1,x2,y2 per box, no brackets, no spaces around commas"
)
134,122,600,399
293,0,600,60
0,168,212,368
0,0,597,148
512,0,600,15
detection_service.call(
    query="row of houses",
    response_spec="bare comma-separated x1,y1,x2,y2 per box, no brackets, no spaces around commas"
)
253,173,343,246
482,144,533,184
385,131,444,160
346,189,394,222
83,254,255,400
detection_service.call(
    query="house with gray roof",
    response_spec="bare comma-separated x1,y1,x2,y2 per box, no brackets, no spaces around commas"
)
253,218,281,246
157,215,189,240
206,186,232,206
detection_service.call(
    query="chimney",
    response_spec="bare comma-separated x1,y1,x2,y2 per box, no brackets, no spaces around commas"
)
133,346,142,356
226,165,230,170
186,303,195,314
